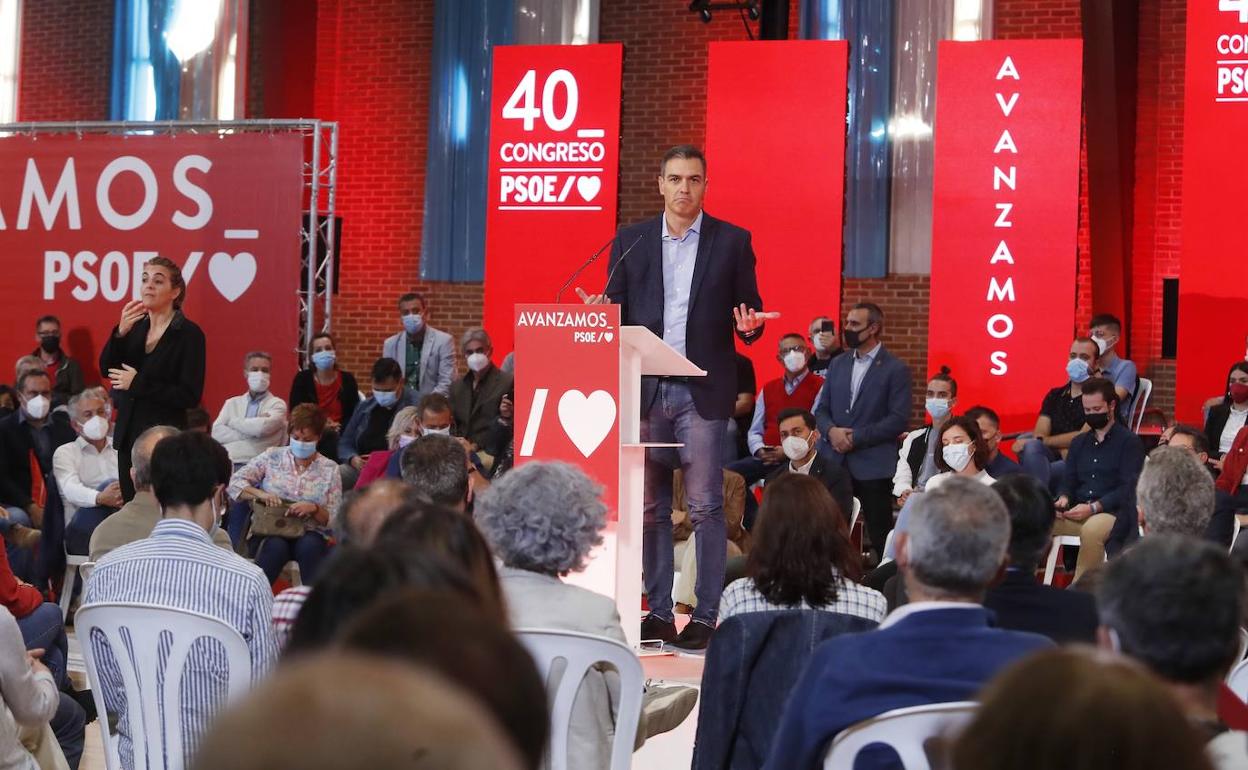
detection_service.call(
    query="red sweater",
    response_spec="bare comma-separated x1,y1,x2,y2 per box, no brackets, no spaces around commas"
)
1217,427,1248,495
0,538,43,618
761,373,825,446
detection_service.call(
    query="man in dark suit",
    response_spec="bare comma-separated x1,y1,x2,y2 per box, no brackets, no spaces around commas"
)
984,475,1099,644
761,408,853,525
813,303,912,559
1164,425,1238,548
765,477,1051,770
582,145,774,651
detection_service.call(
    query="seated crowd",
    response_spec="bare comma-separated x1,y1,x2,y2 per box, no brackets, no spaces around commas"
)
0,300,1247,770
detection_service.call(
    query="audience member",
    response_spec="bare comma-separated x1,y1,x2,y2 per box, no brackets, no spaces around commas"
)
729,334,823,503
951,648,1214,770
12,357,43,387
381,292,455,400
288,332,360,461
0,605,75,770
1165,426,1239,547
966,405,1024,479
813,303,912,560
337,357,417,489
400,433,474,510
88,426,232,561
84,430,276,769
372,505,505,611
806,315,842,375
1089,313,1140,422
1013,337,1099,488
184,407,211,433
33,315,84,405
1138,446,1216,538
53,388,120,555
228,404,342,585
190,654,525,770
339,591,547,770
720,474,882,622
1205,361,1248,462
756,408,852,528
0,385,17,418
211,351,288,466
1098,536,1247,767
1054,377,1146,578
730,352,757,462
893,367,957,504
354,405,420,488
475,461,697,765
983,475,1098,643
449,328,513,454
484,392,515,479
765,477,1051,770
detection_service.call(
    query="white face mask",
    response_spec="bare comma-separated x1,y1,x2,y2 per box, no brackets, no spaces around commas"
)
23,395,49,421
782,350,806,373
811,335,827,353
247,371,270,394
943,442,973,472
81,414,109,441
397,434,416,448
424,426,451,436
466,352,490,373
781,434,812,462
1093,335,1112,355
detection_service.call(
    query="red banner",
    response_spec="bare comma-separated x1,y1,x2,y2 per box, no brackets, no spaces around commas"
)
705,41,847,376
927,41,1083,433
1176,0,1248,422
483,45,623,356
514,303,620,512
0,134,304,415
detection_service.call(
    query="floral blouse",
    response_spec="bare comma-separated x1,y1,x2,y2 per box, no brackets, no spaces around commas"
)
227,446,342,537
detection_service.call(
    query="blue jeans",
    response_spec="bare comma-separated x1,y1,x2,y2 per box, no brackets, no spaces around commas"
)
1019,439,1067,493
2,506,36,583
642,381,728,626
53,692,85,770
16,602,68,689
64,505,115,556
253,533,331,585
226,500,252,549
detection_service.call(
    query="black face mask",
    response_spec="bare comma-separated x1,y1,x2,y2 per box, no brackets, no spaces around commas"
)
1084,412,1111,431
39,335,60,353
843,327,869,349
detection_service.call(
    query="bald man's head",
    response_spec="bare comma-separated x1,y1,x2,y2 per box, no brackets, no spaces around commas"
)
130,425,180,492
334,478,424,545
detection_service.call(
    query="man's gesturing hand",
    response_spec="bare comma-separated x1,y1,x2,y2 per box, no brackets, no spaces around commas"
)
734,305,779,334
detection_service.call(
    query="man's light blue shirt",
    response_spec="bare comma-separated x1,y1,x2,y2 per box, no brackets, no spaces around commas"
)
661,211,703,357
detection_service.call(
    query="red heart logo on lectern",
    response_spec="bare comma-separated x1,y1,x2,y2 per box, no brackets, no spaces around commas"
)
557,389,617,458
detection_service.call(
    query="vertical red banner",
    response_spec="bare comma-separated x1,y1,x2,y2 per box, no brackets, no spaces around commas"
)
704,41,847,375
513,304,620,512
1176,1,1248,422
927,41,1083,434
483,45,623,356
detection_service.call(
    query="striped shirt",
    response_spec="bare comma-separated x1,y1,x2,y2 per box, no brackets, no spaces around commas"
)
83,518,277,770
271,585,312,649
718,574,888,624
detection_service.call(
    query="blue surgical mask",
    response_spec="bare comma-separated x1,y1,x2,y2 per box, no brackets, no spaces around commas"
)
402,313,424,335
374,389,398,408
1066,358,1091,383
290,439,317,460
925,398,951,421
311,350,336,371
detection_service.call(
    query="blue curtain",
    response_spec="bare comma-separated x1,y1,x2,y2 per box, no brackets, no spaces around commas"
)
420,0,515,282
800,0,893,279
111,0,180,120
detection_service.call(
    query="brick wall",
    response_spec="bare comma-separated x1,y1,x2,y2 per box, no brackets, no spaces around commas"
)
842,276,932,425
17,0,113,121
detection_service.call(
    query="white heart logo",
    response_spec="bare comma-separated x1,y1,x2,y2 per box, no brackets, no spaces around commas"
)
576,176,601,202
557,389,617,458
208,251,257,302
603,331,614,343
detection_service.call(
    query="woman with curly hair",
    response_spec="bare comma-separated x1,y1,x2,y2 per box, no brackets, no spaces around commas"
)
719,473,886,622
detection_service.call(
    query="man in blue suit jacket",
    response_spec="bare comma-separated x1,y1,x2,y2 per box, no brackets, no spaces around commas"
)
584,145,773,651
813,303,912,558
765,477,1052,770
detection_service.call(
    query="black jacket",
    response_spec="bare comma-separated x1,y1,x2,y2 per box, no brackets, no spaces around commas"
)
606,213,765,420
0,411,76,509
99,312,206,449
449,366,513,450
288,368,361,427
1205,403,1241,460
764,453,855,526
983,568,1099,644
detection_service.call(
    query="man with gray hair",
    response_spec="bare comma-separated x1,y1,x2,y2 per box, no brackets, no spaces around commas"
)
1137,445,1215,538
53,387,121,554
88,426,232,560
211,351,287,466
449,328,513,454
400,434,476,511
767,476,1051,770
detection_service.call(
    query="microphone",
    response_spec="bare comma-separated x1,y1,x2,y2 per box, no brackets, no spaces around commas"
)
599,232,645,298
555,234,617,303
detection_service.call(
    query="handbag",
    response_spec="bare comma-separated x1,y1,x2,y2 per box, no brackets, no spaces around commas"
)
248,500,311,539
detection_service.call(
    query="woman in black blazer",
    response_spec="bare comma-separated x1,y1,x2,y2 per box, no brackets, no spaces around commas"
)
100,257,206,501
1204,361,1248,461
288,332,360,460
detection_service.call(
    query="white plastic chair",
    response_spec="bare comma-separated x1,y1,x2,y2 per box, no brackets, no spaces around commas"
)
849,497,861,533
823,701,978,770
516,628,644,770
1042,535,1105,585
78,561,96,584
880,529,896,566
60,553,88,619
1229,656,1248,700
1130,377,1154,432
76,602,254,770
1238,628,1248,665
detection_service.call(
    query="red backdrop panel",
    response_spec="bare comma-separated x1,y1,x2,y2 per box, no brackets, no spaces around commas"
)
483,44,623,356
928,40,1083,434
514,304,620,513
0,133,304,417
1176,2,1248,422
704,40,847,379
